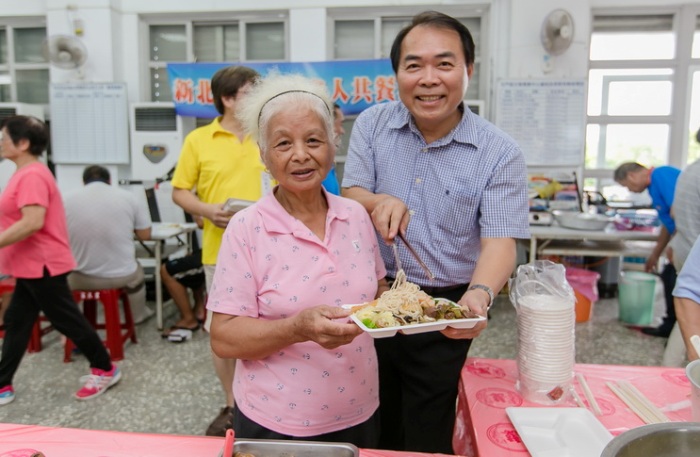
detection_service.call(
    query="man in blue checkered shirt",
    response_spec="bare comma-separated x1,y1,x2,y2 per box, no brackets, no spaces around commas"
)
342,11,530,454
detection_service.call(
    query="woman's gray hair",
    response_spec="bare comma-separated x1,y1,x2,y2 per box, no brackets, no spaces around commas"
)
237,72,334,152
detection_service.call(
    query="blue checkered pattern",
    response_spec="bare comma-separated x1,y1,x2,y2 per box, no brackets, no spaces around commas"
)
343,101,530,288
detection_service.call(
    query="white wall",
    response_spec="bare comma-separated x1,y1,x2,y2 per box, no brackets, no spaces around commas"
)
507,1,591,78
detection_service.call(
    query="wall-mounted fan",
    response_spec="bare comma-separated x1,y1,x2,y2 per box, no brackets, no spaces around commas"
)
43,34,88,70
540,9,575,56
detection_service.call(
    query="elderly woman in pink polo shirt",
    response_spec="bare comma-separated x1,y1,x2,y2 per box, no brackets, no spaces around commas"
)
207,73,388,447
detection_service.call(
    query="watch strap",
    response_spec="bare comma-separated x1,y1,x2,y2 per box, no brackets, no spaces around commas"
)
468,284,494,309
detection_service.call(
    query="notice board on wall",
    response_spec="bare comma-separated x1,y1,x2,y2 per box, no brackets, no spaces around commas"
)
49,82,129,164
495,79,586,167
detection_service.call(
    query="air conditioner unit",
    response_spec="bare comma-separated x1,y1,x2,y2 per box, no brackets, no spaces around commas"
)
0,103,46,191
129,102,195,181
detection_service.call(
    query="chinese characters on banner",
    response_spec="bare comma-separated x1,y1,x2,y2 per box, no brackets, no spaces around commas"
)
167,60,396,118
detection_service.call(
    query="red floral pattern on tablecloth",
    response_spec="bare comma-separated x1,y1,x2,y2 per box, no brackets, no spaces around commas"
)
662,370,690,387
486,423,527,452
467,361,507,379
476,387,523,409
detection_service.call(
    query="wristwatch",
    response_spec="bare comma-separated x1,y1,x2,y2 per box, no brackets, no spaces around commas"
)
468,284,494,310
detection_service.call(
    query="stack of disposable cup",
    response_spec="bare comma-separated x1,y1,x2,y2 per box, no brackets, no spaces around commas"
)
516,293,575,404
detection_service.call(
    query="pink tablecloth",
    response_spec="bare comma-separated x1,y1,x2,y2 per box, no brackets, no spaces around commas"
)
0,423,458,457
453,357,692,457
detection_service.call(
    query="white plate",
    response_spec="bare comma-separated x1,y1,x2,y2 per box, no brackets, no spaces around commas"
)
223,198,255,213
506,407,613,457
343,300,486,339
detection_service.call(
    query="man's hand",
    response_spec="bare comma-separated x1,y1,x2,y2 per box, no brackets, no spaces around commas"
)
370,195,410,243
441,290,489,339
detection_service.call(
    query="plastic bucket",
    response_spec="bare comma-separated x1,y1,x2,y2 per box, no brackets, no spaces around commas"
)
617,271,656,326
566,267,600,323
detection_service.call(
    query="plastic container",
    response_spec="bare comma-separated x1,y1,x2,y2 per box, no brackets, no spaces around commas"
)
617,271,657,326
565,267,600,323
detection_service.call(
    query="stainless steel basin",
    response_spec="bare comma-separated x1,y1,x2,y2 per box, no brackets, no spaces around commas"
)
219,438,359,457
601,422,700,457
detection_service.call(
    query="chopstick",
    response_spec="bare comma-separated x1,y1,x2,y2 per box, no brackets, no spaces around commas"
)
576,373,602,416
618,380,670,423
607,382,654,424
606,380,670,424
397,233,435,280
570,386,586,409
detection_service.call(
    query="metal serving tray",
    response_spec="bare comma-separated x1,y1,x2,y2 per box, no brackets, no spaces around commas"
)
219,438,359,457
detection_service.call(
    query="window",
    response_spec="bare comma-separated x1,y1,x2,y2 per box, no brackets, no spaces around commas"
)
147,17,287,102
335,21,374,59
586,8,700,197
0,24,49,104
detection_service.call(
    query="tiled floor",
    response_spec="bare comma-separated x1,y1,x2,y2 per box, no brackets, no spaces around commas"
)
0,291,673,435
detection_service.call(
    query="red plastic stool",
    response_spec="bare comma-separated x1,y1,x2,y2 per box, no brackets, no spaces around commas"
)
65,289,137,362
0,277,54,353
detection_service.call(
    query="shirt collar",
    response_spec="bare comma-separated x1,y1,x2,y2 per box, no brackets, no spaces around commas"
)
257,187,351,236
387,102,479,149
207,117,252,142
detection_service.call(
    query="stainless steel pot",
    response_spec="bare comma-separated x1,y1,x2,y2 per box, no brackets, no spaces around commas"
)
553,210,611,231
219,438,359,457
600,422,700,457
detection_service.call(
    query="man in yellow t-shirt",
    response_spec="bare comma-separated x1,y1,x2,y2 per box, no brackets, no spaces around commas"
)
171,65,270,436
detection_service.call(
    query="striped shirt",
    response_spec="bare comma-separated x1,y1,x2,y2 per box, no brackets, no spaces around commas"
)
342,101,530,288
670,159,700,268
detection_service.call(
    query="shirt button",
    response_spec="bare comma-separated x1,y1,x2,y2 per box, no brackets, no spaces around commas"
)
409,210,416,216
415,178,422,184
422,148,428,152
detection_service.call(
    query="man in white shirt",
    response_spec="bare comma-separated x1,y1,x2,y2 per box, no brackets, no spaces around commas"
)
64,165,153,323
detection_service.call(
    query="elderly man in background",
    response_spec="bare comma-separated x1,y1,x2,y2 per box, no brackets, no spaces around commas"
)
614,162,681,273
614,161,681,338
64,165,153,324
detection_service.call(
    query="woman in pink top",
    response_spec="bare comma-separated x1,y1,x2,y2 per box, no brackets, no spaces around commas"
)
0,116,121,406
207,74,388,447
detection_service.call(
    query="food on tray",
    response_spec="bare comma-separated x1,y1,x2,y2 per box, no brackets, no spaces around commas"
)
351,271,478,329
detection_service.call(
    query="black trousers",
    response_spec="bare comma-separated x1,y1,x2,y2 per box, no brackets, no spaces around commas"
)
0,269,112,387
232,406,380,449
375,284,471,454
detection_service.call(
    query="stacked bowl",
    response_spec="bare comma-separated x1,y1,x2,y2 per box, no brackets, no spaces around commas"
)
516,291,576,404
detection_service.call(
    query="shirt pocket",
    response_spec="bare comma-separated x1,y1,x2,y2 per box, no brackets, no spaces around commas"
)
435,188,480,235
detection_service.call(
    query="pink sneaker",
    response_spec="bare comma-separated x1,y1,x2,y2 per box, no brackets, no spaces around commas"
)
0,385,15,405
75,365,122,400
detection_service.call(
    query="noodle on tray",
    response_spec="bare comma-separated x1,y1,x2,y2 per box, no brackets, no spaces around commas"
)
352,271,477,329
